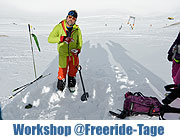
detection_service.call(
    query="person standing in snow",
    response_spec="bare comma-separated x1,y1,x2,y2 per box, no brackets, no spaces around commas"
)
48,10,82,92
167,32,180,85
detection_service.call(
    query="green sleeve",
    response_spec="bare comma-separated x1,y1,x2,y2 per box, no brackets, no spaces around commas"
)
77,28,83,50
48,25,60,43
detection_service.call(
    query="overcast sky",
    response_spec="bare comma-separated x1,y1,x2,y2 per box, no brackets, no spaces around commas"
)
0,0,180,16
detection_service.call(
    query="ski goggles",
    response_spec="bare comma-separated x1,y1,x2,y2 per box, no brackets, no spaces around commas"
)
68,15,76,21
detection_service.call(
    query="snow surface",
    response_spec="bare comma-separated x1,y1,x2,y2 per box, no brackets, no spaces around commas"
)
1,13,180,120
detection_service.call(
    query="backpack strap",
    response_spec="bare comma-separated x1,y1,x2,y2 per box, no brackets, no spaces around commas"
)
109,109,128,119
133,92,145,97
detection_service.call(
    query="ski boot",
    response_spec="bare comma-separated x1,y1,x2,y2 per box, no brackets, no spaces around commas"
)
68,75,76,93
57,78,66,92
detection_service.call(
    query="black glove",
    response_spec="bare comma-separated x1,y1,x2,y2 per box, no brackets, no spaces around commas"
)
167,54,173,61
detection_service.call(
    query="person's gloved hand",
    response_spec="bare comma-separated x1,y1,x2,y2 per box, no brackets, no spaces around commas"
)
64,37,74,44
167,54,173,61
60,36,74,44
71,49,80,56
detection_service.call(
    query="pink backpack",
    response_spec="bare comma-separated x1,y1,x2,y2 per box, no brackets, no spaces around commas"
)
109,85,180,119
109,92,162,119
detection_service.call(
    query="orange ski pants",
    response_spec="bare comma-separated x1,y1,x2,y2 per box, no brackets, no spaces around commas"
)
58,56,79,80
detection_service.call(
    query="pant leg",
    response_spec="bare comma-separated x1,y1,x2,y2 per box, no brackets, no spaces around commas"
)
58,57,69,80
174,67,180,85
172,60,180,84
68,56,79,77
58,67,68,80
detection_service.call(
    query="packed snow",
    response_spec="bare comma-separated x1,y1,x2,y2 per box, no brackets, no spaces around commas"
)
1,12,180,120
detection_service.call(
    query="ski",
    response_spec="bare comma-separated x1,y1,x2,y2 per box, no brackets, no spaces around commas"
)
13,75,43,92
9,73,51,99
109,109,127,119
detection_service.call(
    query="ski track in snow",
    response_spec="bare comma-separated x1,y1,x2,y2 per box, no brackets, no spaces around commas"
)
1,14,180,120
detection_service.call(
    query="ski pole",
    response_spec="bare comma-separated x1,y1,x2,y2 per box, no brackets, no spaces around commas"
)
28,24,37,79
77,65,89,101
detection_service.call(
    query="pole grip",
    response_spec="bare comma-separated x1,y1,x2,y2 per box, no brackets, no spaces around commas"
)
77,65,82,71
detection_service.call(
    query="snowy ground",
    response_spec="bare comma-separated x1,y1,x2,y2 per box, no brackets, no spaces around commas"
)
1,13,180,119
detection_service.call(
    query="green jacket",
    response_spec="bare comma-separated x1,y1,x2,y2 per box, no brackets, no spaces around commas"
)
48,19,82,68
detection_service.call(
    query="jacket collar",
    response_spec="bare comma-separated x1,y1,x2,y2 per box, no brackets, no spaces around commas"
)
61,19,79,31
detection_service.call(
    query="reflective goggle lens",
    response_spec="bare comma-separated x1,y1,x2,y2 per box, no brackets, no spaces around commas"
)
68,15,76,20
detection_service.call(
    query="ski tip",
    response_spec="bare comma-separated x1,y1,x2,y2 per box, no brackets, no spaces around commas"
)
9,96,13,99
